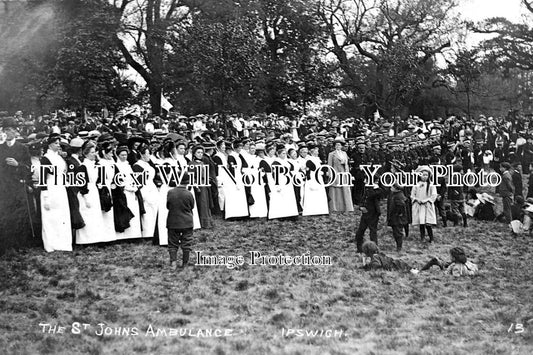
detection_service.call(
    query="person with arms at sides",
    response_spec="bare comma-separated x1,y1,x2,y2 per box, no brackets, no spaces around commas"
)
225,140,250,219
40,133,72,252
133,143,159,239
302,143,329,216
411,165,438,243
499,162,515,224
113,145,142,241
0,118,34,254
268,145,299,220
76,141,113,245
249,142,268,218
327,139,354,212
65,137,86,240
287,147,304,213
155,139,178,245
96,141,117,242
387,183,408,252
212,139,228,215
190,145,213,229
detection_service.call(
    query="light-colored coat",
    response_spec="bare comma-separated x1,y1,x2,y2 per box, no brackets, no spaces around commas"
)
327,150,354,212
411,181,437,225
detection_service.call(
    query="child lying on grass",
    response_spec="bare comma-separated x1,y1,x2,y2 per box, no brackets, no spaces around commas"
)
360,241,478,276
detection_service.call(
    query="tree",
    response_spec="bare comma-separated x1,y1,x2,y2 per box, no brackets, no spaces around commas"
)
0,0,135,114
166,11,263,114
112,0,195,115
446,49,482,118
317,0,459,118
474,0,533,71
255,0,331,115
54,0,134,112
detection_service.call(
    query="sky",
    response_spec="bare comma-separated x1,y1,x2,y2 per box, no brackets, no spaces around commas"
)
459,0,525,22
459,0,527,47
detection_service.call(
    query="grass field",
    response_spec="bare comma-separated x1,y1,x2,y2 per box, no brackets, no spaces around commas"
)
1,206,533,354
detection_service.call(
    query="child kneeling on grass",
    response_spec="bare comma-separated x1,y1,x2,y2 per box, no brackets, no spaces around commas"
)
361,241,478,276
167,173,195,270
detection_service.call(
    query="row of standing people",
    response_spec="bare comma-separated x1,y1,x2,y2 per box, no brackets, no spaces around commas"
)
28,135,355,252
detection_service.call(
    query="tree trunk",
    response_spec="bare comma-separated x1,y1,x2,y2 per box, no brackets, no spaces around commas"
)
148,83,162,116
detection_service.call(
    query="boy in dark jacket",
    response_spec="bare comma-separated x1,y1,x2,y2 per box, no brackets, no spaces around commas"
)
448,164,468,227
387,183,408,252
167,173,195,270
355,183,383,253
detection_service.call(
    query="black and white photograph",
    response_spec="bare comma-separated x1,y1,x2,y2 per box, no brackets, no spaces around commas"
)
1,0,533,353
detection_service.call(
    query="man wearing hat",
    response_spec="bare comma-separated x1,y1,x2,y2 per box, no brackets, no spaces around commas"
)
65,137,86,237
0,117,34,254
499,162,515,224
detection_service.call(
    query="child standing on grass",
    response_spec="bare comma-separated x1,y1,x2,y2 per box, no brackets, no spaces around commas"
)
387,183,408,252
167,173,195,270
411,166,438,243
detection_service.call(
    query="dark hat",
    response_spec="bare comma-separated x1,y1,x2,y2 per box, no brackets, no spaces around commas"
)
191,144,204,155
2,117,18,129
97,132,114,143
216,139,228,148
46,133,61,146
203,141,216,150
116,145,129,155
276,143,286,152
501,162,512,170
113,132,128,145
127,136,149,148
233,138,244,148
28,140,42,152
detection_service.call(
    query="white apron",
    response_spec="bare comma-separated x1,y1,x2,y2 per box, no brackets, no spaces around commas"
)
302,156,329,216
115,160,142,240
41,151,72,252
223,152,249,219
97,158,117,241
76,159,113,244
268,158,299,219
135,160,159,238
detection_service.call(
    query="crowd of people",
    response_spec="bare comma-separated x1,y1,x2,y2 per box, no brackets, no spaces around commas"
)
0,109,531,270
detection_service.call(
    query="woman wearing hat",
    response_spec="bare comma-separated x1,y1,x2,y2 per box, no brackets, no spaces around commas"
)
327,139,354,212
411,165,438,242
132,143,159,238
287,148,304,213
246,142,268,218
0,118,35,254
155,140,180,245
302,143,329,216
212,140,228,214
224,140,250,219
97,141,117,241
76,141,113,245
189,145,213,228
113,146,142,240
268,145,299,219
40,133,73,252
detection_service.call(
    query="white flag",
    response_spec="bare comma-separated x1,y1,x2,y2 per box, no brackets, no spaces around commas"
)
161,94,173,112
